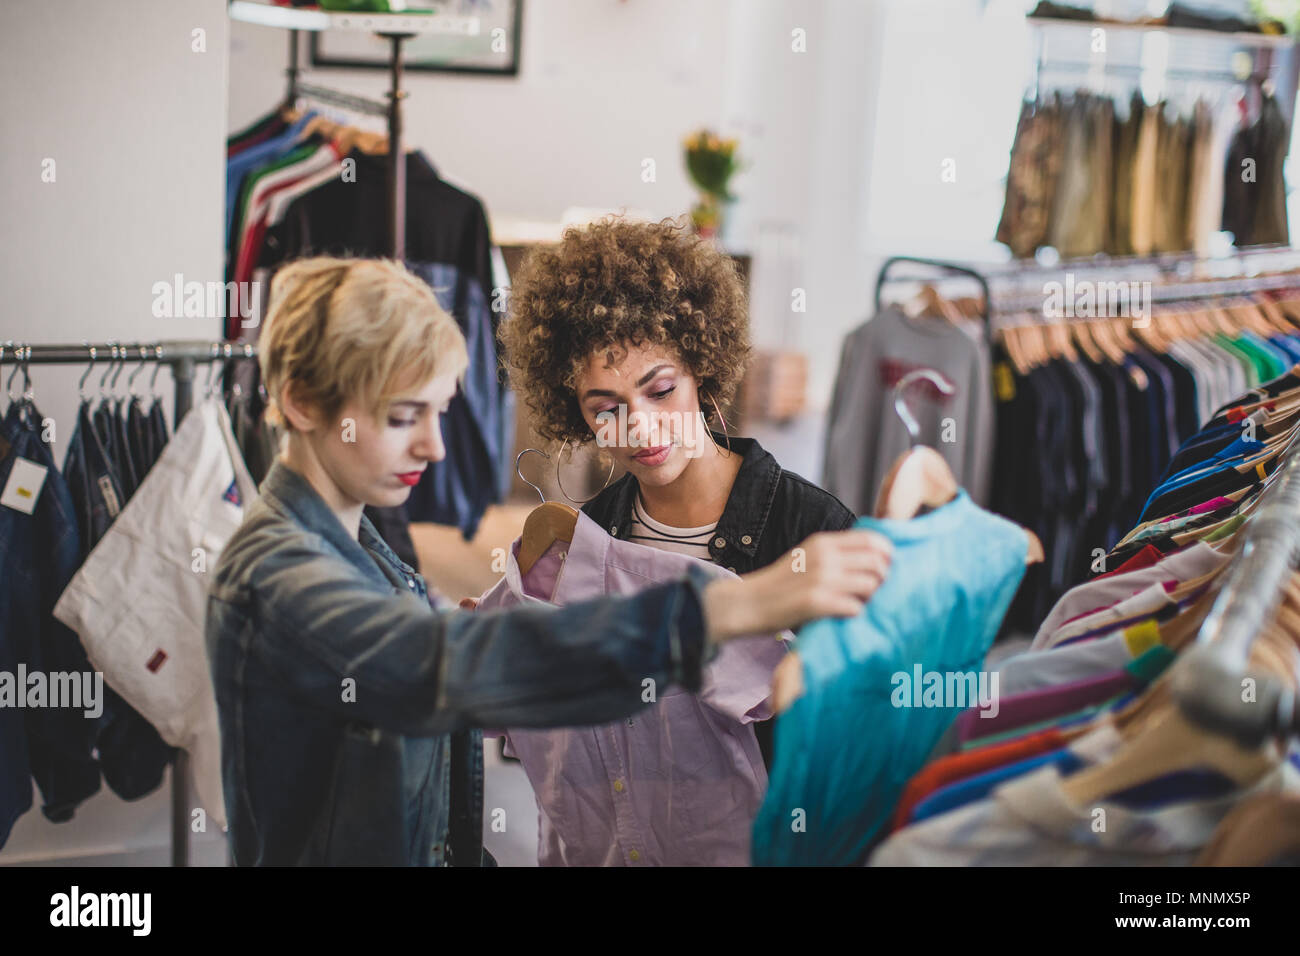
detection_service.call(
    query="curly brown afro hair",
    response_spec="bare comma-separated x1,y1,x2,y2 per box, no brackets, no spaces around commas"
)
498,217,751,445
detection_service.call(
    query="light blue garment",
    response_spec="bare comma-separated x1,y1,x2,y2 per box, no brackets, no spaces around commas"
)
752,490,1028,866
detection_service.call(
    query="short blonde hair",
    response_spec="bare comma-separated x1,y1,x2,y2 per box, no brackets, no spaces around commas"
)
259,257,468,430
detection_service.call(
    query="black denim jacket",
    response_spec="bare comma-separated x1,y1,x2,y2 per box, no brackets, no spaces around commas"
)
206,460,715,866
582,435,856,767
582,435,857,574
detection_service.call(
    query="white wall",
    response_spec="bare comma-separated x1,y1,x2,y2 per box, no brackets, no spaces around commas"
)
0,0,1028,862
0,0,230,865
228,0,733,224
225,0,1034,482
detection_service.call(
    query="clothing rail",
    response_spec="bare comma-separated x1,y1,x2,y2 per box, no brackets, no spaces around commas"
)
1034,62,1276,85
263,17,410,258
992,270,1300,315
874,256,992,321
875,252,1300,320
292,81,388,118
985,244,1297,283
0,339,256,867
1173,427,1300,747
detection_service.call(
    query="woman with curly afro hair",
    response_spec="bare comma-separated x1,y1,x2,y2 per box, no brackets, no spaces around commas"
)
496,218,892,865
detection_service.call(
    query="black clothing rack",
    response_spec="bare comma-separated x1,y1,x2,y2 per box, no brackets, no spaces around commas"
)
874,256,992,321
239,2,419,261
1,339,256,867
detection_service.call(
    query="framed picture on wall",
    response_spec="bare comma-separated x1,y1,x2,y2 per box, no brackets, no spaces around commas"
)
309,0,523,77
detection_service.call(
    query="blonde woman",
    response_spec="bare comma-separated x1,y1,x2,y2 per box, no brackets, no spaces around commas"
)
205,256,887,866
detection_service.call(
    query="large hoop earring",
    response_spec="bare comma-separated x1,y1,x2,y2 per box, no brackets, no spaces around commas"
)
555,438,616,504
702,392,732,458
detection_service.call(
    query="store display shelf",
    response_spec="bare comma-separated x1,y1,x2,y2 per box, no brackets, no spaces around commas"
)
228,1,480,36
1027,15,1295,48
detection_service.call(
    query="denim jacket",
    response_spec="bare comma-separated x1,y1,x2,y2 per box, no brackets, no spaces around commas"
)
206,459,714,866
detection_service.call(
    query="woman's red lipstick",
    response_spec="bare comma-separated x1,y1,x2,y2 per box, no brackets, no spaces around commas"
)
632,444,672,466
397,471,424,486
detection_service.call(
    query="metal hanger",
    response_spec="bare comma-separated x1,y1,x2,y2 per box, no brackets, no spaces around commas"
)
515,447,579,576
893,368,956,447
149,345,165,397
515,447,550,504
128,345,150,400
79,345,98,403
98,343,120,403
5,344,33,417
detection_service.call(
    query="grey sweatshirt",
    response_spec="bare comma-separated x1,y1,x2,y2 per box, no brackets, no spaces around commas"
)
821,305,995,515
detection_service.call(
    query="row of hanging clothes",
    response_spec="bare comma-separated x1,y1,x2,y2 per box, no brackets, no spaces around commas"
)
225,91,514,563
824,255,1300,638
989,271,1300,634
868,357,1300,866
997,81,1290,260
0,347,257,850
762,340,1300,865
1,349,176,852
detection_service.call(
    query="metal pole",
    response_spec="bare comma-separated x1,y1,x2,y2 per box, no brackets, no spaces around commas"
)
169,352,197,868
286,29,299,104
387,34,409,261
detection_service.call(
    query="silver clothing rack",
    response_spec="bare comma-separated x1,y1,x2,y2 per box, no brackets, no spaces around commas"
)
0,339,256,867
993,271,1300,316
292,81,388,118
874,250,1300,319
1174,431,1300,747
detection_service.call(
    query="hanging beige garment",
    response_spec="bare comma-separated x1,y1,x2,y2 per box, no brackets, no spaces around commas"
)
1130,97,1159,256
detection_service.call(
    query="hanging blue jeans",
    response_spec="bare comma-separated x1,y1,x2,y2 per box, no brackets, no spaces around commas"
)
0,400,101,843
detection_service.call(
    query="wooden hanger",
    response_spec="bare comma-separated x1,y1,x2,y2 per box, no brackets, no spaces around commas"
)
1090,319,1128,365
1255,295,1299,335
876,369,1043,562
953,296,985,320
1022,317,1049,366
284,104,390,156
1160,582,1222,652
518,502,578,575
911,284,963,324
514,449,578,576
1134,316,1169,354
1060,702,1281,807
1046,319,1077,362
1230,300,1277,339
1175,307,1202,341
1071,320,1105,364
1000,325,1032,377
1276,296,1300,328
876,445,959,520
1210,306,1240,337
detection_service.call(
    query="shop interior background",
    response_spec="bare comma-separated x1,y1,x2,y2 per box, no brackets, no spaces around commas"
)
3,0,1295,865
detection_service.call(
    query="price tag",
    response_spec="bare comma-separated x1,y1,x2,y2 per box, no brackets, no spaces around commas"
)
1,457,49,514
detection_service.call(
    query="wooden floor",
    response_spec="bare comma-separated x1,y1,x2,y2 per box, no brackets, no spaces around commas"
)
410,502,533,604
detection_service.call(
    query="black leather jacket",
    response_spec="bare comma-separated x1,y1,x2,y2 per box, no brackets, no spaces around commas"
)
582,435,857,768
582,435,857,574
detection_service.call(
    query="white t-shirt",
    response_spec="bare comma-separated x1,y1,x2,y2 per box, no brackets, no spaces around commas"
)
626,493,717,562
